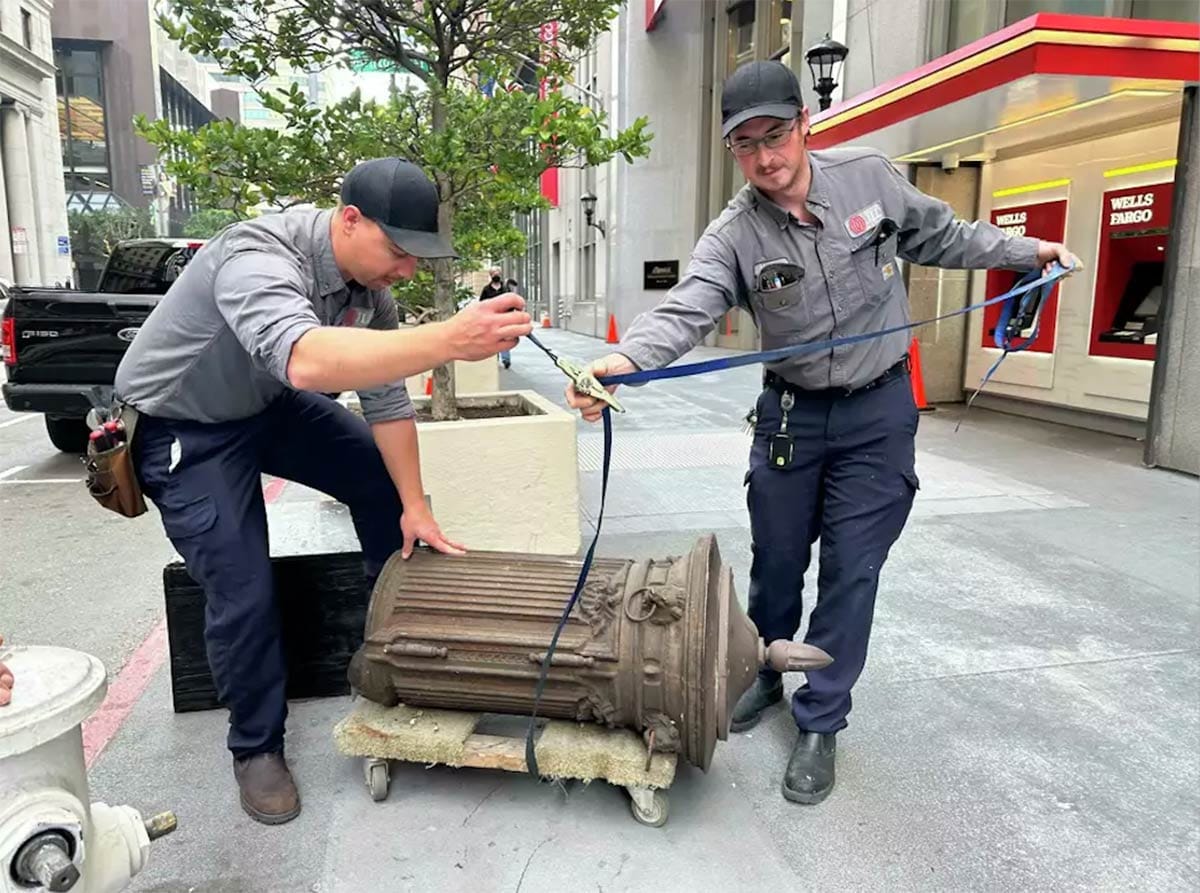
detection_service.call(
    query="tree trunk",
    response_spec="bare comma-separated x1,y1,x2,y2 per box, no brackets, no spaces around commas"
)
429,89,458,422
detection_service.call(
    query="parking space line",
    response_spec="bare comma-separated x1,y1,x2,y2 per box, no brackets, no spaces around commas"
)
0,415,36,429
82,617,168,769
264,477,288,503
0,465,29,480
0,478,83,485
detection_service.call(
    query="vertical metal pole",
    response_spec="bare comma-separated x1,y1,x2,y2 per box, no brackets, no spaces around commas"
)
1144,84,1196,469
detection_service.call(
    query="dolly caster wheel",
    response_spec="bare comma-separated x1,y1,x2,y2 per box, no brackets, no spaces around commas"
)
627,786,669,827
364,758,390,802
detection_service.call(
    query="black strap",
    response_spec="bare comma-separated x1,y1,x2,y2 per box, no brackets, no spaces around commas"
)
524,406,612,777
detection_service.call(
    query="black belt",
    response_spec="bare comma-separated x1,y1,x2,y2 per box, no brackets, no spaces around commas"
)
764,354,910,399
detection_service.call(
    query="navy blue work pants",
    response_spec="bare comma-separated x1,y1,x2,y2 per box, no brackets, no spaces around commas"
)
133,390,403,758
746,371,919,735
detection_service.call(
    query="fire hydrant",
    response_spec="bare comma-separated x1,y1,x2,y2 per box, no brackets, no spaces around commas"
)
0,645,176,892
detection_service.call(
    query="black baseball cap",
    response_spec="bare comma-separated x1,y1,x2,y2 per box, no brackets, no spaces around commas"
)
340,157,457,259
721,60,804,138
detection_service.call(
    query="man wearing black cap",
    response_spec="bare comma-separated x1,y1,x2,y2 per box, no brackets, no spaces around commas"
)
114,157,533,824
567,62,1079,804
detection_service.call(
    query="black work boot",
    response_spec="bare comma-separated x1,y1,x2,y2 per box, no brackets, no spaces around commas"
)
782,731,836,804
234,752,301,825
730,676,784,732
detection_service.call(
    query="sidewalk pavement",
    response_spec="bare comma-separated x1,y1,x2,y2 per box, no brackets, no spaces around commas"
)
89,328,1197,892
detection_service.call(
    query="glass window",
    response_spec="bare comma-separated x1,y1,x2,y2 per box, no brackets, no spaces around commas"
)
70,75,102,104
769,0,793,59
727,1,756,72
22,9,33,49
1131,0,1200,21
721,1,757,202
64,48,100,77
56,44,112,193
947,0,994,51
1005,0,1110,24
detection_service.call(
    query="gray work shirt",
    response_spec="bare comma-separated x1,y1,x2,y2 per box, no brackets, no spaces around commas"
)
115,208,413,424
618,146,1041,390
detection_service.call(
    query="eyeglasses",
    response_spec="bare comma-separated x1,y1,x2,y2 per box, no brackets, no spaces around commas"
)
726,118,799,157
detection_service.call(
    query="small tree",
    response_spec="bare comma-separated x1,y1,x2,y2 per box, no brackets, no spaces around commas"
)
143,0,652,420
67,207,155,260
183,208,242,239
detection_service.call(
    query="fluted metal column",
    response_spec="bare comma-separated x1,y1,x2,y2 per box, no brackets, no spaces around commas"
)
349,535,833,771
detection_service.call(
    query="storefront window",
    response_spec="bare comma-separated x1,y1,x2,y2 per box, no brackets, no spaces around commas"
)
727,1,756,71
1089,180,1174,361
946,0,995,52
1005,0,1110,24
769,0,793,61
56,44,111,187
1131,0,1200,21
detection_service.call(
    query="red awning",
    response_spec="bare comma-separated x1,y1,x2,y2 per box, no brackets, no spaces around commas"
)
646,0,666,32
808,13,1200,161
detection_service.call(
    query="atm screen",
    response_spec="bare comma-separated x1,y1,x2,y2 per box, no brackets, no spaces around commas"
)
1099,260,1164,343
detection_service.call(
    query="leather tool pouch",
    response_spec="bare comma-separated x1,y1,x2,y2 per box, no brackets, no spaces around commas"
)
84,404,147,519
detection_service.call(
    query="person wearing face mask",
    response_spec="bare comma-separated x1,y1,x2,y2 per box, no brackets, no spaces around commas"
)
479,268,514,368
565,61,1079,806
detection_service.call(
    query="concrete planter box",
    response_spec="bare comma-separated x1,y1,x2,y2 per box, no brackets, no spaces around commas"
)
404,358,500,398
398,321,501,396
345,390,580,556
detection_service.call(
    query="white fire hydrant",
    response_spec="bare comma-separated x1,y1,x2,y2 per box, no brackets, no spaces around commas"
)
0,645,176,892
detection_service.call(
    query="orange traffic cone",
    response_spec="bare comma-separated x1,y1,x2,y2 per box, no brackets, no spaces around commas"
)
606,314,619,344
424,375,433,396
909,337,934,412
541,312,551,328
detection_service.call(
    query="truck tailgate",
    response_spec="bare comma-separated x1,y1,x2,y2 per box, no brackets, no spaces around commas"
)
5,290,158,385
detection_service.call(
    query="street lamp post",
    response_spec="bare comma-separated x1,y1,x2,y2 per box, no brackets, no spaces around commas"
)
804,35,849,112
581,191,606,238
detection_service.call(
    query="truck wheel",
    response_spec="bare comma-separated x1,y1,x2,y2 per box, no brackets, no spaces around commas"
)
45,416,91,454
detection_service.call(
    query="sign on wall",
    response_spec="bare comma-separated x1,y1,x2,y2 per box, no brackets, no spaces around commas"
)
644,260,679,290
11,227,27,255
982,199,1067,354
57,235,70,256
140,165,158,196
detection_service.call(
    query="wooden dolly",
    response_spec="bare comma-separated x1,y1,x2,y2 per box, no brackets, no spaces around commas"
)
334,700,677,827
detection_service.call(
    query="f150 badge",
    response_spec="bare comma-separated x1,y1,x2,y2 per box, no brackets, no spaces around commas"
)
22,330,59,339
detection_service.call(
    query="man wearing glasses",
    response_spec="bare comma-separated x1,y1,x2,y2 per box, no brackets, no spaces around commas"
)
566,60,1078,804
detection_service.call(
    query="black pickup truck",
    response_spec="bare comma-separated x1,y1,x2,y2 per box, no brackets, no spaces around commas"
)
1,239,203,453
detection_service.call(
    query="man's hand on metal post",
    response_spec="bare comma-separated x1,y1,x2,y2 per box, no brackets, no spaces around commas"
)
565,353,637,423
0,635,13,707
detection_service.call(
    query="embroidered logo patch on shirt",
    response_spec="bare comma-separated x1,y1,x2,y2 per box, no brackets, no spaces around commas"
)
339,307,375,328
844,202,885,238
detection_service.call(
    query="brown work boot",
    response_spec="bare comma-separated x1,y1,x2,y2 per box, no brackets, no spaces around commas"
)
233,752,301,825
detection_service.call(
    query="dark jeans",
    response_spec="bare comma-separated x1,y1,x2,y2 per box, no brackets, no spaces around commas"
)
746,371,919,734
134,390,403,757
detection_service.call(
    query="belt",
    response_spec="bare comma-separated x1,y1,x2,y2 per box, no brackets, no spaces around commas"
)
764,355,910,399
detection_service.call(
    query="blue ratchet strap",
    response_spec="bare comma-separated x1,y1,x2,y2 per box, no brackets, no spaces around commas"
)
595,263,1070,388
521,261,1069,778
955,266,1058,430
523,405,612,779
